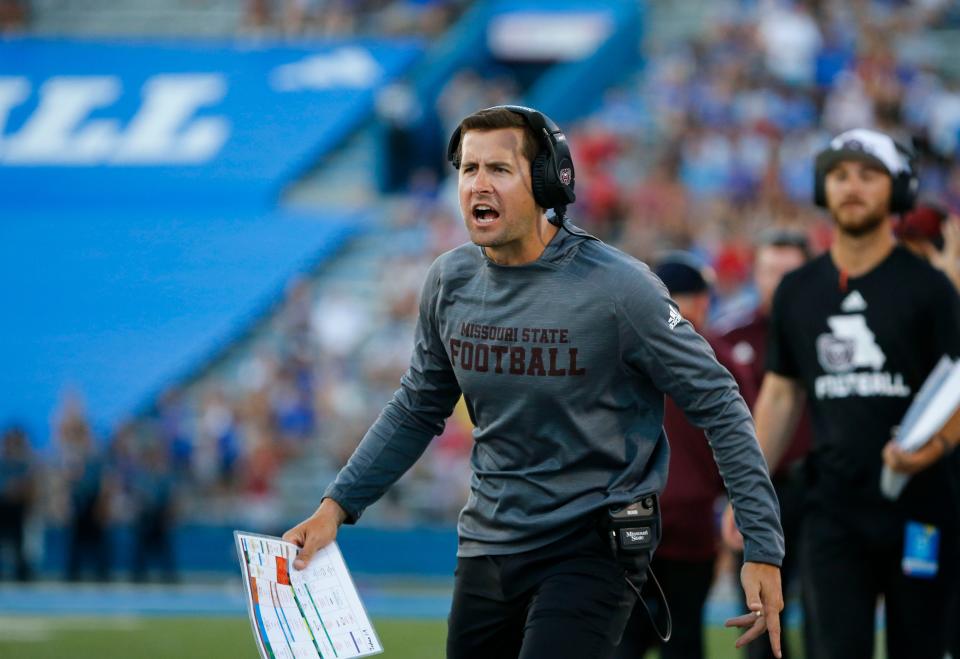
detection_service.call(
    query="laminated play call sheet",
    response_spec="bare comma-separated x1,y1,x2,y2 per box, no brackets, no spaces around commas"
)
235,531,382,658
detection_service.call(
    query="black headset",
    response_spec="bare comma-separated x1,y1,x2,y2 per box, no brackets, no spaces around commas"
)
813,132,918,213
447,105,576,225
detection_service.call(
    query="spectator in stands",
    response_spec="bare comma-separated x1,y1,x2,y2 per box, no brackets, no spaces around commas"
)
0,425,35,581
130,441,177,583
756,3,822,87
270,360,316,457
59,400,113,582
196,388,242,492
157,388,193,480
720,229,812,659
620,253,756,659
239,429,283,534
244,0,353,35
0,0,26,31
620,148,690,262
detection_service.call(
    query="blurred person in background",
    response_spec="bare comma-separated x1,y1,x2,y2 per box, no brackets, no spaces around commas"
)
747,128,960,659
283,106,785,659
195,387,242,494
0,425,36,581
244,0,353,35
719,230,813,394
719,229,812,659
0,0,26,31
59,400,114,582
894,202,960,291
157,388,193,480
130,441,177,583
619,253,756,659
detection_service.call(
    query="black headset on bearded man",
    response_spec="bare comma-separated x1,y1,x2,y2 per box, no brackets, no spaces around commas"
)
446,105,576,226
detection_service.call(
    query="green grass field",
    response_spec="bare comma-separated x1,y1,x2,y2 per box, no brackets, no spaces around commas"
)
0,616,811,659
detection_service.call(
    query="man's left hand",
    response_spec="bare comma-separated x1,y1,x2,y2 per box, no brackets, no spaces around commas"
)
724,561,783,658
882,438,946,475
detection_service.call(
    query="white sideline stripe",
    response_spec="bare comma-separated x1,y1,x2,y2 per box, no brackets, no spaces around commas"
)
0,616,143,641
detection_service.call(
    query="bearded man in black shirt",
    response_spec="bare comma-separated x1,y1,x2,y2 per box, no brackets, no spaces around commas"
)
748,129,960,659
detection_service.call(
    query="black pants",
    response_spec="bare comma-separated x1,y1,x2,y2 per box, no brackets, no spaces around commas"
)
131,510,176,582
617,556,715,659
0,503,30,581
802,507,956,659
66,506,109,582
447,525,644,659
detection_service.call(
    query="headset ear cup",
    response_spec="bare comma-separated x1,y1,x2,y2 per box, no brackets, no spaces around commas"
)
531,153,550,209
890,171,918,213
813,151,828,208
555,155,576,204
447,126,462,168
813,164,825,208
891,174,906,213
892,141,918,213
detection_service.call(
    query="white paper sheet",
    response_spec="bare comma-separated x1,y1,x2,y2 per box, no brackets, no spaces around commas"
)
235,531,383,659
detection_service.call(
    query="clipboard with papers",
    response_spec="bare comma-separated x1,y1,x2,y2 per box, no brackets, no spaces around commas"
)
235,531,383,659
881,356,960,499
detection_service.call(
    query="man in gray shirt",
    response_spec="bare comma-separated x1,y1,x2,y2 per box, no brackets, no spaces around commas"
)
283,106,784,659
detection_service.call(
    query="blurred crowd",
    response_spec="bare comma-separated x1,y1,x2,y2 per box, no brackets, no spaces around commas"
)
568,0,960,318
4,0,960,583
242,0,467,37
0,0,467,36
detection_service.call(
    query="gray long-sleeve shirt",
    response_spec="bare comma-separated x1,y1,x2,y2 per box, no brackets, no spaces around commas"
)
325,223,784,565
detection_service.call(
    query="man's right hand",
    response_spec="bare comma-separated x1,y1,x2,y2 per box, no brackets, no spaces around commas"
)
282,498,348,570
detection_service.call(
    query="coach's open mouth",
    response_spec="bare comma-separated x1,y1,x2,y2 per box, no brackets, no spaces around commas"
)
473,204,500,224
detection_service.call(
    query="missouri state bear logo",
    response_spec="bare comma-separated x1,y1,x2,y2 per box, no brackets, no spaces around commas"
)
816,315,886,373
813,310,910,399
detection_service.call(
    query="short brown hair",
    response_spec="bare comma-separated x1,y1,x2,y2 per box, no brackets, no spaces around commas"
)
451,107,540,169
